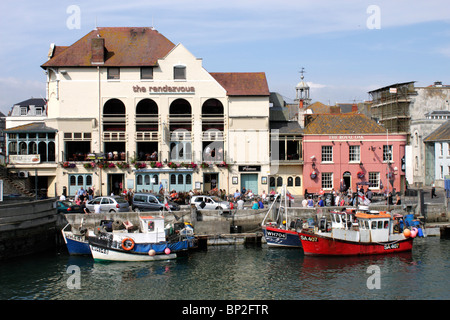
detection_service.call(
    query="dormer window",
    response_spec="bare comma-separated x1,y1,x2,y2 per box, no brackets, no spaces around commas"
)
20,107,27,116
174,65,186,80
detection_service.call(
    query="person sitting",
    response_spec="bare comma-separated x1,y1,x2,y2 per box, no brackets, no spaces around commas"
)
237,197,244,210
251,199,259,210
258,198,264,209
234,189,241,200
317,196,325,207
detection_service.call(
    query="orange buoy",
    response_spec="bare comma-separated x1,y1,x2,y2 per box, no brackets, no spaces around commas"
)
403,229,411,237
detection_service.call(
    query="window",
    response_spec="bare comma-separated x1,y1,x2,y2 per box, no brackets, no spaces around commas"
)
383,145,393,162
295,177,301,186
107,67,120,80
438,143,443,157
174,65,186,80
368,172,380,188
321,172,333,189
20,107,27,116
440,165,444,179
321,146,333,162
349,145,360,162
141,67,153,80
287,177,293,186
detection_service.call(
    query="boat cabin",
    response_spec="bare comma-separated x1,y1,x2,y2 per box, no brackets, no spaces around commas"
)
355,211,391,242
137,216,166,243
330,209,357,230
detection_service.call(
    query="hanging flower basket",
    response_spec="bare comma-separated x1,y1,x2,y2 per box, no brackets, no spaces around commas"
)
357,171,365,179
310,170,317,179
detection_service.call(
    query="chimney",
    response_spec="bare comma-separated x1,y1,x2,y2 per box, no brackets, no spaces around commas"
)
91,37,105,65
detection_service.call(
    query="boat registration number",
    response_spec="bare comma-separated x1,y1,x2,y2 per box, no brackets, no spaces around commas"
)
266,231,287,239
384,243,400,250
92,246,109,255
300,235,318,242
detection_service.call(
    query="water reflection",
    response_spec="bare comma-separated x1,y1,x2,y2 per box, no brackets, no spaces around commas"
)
0,238,448,300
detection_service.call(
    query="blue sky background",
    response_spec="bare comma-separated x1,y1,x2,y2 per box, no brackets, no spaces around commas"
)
1,0,450,115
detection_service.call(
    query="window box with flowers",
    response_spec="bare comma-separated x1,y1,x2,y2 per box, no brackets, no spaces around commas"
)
134,162,147,169
216,161,229,168
200,162,210,169
116,162,129,169
357,171,365,179
149,161,163,168
83,162,96,169
61,161,76,168
167,162,179,169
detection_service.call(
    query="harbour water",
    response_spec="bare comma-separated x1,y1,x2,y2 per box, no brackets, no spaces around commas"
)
0,237,449,301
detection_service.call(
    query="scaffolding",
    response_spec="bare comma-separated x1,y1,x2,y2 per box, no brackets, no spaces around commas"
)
369,82,416,139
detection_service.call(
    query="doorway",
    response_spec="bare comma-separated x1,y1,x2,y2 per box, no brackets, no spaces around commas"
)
203,173,218,192
108,173,124,195
342,172,351,192
241,173,258,194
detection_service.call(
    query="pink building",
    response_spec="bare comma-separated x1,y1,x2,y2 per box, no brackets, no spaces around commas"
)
303,114,407,195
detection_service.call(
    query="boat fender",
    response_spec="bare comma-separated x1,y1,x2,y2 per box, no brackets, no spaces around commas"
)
148,249,156,256
410,228,418,238
417,227,424,237
403,229,411,238
164,248,171,255
121,238,135,251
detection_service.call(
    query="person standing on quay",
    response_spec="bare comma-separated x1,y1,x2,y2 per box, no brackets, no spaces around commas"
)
431,182,438,198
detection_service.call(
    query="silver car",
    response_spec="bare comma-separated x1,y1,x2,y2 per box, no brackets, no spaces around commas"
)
86,196,130,213
190,195,230,212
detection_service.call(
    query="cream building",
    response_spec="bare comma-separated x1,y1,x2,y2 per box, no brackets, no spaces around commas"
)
5,27,271,198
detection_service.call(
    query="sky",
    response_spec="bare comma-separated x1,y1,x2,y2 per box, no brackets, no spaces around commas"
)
1,0,450,115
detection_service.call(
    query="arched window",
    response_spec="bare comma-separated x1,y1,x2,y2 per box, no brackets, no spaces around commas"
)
295,177,301,186
103,98,126,132
19,142,27,155
287,177,293,186
136,99,158,132
277,177,283,187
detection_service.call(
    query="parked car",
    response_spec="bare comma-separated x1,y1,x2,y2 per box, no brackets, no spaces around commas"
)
190,195,231,212
132,193,180,212
56,200,84,214
86,196,130,213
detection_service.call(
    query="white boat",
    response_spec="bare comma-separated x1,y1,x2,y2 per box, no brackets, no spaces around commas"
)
88,215,194,262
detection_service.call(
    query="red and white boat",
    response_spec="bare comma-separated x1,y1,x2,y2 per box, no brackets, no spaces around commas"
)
299,209,414,256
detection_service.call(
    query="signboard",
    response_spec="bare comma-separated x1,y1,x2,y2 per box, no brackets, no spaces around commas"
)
238,165,261,172
9,154,40,164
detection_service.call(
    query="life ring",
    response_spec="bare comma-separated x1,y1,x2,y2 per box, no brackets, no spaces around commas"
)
121,238,135,251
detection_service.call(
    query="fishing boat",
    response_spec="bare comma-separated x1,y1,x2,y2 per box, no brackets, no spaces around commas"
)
299,208,415,256
261,185,303,248
61,218,92,255
88,215,194,262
